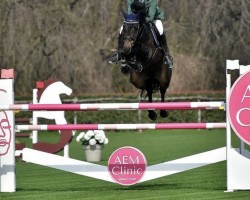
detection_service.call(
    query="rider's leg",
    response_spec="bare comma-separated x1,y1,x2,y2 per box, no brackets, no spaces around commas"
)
158,33,173,68
109,26,123,64
153,20,173,68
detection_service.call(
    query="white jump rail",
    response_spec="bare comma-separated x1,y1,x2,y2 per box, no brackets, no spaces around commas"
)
16,122,226,131
0,101,225,111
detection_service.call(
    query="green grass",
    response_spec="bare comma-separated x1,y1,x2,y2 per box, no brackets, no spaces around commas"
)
1,129,250,199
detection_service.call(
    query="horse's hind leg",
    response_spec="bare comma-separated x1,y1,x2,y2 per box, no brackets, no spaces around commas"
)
159,87,169,118
147,88,157,121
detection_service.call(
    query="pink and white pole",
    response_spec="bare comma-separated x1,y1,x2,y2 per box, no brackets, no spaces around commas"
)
0,101,225,111
16,122,226,131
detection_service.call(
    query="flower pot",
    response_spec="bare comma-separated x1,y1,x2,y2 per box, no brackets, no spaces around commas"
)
84,144,103,162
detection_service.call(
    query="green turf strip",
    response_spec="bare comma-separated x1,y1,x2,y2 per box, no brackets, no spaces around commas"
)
1,130,250,199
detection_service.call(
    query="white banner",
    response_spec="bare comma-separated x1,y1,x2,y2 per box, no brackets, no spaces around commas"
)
0,79,15,192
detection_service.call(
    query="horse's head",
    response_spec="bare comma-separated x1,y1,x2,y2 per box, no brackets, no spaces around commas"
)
53,81,72,96
121,11,141,54
37,80,72,103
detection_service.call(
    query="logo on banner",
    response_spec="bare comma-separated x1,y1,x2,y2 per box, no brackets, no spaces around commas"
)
108,146,147,185
0,88,12,156
229,71,250,144
0,111,12,156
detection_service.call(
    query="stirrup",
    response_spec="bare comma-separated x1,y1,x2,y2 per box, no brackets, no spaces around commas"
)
164,55,173,69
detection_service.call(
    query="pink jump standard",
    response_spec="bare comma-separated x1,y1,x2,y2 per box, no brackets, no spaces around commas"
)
226,60,250,191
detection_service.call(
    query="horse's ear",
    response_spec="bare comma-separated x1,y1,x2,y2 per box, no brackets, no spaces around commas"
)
121,9,127,19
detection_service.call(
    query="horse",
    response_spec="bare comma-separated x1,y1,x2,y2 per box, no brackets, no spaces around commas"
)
119,11,172,120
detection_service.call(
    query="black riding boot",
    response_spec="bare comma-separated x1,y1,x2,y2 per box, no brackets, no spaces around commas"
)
158,33,173,68
109,34,123,64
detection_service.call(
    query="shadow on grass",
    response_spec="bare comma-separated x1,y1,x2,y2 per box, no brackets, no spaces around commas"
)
16,183,226,193
115,183,179,191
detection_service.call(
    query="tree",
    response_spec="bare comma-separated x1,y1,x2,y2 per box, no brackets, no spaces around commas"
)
1,0,250,95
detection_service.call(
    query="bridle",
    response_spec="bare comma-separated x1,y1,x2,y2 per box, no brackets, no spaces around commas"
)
122,19,145,55
123,21,139,37
123,21,140,41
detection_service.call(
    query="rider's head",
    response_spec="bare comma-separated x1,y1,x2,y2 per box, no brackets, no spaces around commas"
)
131,0,146,14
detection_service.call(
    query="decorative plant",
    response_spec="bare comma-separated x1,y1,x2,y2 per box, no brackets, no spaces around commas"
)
76,130,109,146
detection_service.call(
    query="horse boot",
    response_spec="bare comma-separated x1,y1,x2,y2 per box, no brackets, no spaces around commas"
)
134,62,143,72
158,33,174,69
130,55,143,72
121,57,131,75
109,34,123,64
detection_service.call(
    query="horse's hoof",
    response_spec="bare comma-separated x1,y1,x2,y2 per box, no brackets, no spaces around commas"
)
121,66,131,75
160,110,169,118
133,63,143,72
148,111,157,121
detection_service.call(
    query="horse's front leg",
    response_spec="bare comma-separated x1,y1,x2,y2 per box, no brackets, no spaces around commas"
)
120,57,131,75
129,55,143,72
159,87,169,118
147,88,157,121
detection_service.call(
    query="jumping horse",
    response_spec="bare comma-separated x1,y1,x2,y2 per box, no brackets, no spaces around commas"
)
119,11,172,120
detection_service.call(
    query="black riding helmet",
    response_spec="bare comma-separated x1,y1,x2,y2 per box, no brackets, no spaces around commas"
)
131,0,146,14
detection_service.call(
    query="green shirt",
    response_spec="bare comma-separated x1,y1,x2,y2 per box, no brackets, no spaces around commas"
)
127,0,165,22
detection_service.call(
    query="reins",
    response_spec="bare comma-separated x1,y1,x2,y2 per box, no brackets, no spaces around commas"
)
135,22,161,69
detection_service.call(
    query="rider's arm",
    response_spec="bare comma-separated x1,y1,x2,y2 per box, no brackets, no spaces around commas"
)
127,0,133,14
145,0,157,22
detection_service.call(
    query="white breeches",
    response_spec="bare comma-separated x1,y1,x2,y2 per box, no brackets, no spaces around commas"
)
153,20,164,35
119,20,164,35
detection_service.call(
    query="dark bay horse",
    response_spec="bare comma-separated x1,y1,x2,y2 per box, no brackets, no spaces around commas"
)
119,11,172,120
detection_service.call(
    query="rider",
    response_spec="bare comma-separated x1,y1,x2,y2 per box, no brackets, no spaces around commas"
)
109,0,173,69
